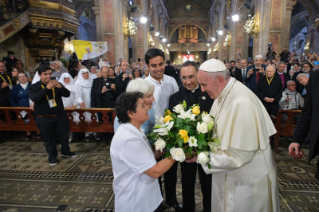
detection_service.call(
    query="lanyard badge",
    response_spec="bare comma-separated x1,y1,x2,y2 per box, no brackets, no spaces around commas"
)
41,84,57,108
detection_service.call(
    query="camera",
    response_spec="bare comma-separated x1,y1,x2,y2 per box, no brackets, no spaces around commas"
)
50,76,56,80
106,82,111,90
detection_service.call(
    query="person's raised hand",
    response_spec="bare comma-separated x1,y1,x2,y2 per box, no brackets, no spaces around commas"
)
288,143,300,156
111,83,116,90
185,155,198,163
101,86,107,93
1,82,8,88
46,81,54,89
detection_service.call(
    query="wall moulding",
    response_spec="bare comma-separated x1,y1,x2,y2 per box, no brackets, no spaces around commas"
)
28,0,76,15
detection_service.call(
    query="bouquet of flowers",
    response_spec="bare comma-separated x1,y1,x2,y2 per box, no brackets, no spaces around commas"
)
148,101,221,168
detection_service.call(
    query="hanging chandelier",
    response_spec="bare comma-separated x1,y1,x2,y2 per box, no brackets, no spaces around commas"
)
213,43,219,52
149,34,155,47
244,15,257,35
304,42,310,50
124,17,137,37
208,48,212,54
223,34,231,47
159,44,164,52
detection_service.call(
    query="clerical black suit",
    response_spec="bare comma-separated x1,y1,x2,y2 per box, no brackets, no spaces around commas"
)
292,70,319,179
234,68,247,83
0,72,12,106
275,72,290,89
255,75,282,116
91,77,117,109
167,86,214,212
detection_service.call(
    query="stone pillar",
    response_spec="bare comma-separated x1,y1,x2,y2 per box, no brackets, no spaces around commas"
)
94,0,128,64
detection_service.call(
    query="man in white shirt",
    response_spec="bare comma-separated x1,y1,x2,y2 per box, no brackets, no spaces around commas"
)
145,49,179,116
144,48,180,211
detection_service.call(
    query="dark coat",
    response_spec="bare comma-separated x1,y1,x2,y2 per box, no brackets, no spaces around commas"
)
233,68,246,83
9,82,31,107
0,72,12,106
91,77,117,108
169,85,214,114
275,72,290,89
293,70,319,161
244,64,267,92
114,72,130,96
255,74,282,116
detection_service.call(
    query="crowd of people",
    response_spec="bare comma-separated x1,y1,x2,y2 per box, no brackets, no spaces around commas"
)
0,47,319,211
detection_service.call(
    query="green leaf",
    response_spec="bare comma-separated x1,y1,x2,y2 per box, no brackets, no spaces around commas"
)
187,147,193,153
207,163,211,169
198,133,204,141
202,140,207,146
178,139,183,147
198,141,203,149
183,100,187,109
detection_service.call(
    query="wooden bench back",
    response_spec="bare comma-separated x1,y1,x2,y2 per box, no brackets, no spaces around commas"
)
274,109,301,136
0,107,115,133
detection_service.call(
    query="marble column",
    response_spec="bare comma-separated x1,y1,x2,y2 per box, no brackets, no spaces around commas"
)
94,0,128,64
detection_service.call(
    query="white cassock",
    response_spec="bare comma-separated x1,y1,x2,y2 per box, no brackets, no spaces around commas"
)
203,78,280,212
74,69,93,122
82,51,94,60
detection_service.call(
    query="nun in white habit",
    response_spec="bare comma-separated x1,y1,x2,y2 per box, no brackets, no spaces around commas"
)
59,73,80,123
74,69,93,122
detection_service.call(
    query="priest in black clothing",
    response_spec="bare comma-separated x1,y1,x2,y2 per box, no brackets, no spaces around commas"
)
0,61,12,107
256,65,282,116
29,65,77,167
91,66,117,110
168,61,214,212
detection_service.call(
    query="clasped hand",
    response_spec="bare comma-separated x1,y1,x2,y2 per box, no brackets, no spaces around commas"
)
46,80,62,89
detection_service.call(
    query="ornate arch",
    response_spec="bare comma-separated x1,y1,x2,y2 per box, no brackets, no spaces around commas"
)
169,24,208,42
290,18,308,39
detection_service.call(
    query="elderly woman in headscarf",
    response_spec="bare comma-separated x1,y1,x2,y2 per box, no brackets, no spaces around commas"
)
74,69,97,141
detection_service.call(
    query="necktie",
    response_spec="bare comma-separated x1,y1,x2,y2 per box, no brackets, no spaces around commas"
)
242,69,245,78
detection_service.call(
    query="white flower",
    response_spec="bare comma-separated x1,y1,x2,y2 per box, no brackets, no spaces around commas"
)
197,122,208,134
153,121,174,136
154,138,166,152
187,136,198,147
207,142,221,152
197,152,210,165
173,104,184,113
170,147,186,162
155,115,165,125
177,109,196,120
202,113,214,124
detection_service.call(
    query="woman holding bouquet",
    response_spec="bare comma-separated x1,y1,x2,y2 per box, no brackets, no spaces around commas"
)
111,92,176,212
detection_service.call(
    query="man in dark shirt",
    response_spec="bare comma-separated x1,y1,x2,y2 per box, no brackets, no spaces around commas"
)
114,60,131,96
279,48,291,62
29,65,77,166
0,61,12,107
168,61,214,212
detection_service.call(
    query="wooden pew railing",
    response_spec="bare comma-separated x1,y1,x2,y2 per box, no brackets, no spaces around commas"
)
0,107,115,133
271,109,301,153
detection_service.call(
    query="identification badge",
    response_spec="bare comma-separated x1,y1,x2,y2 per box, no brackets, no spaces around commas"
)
48,99,57,108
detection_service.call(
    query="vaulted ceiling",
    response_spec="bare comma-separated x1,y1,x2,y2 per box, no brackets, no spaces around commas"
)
163,0,214,18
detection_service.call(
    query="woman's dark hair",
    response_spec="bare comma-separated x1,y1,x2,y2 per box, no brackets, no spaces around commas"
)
115,92,144,124
109,67,116,76
37,65,52,75
145,48,165,65
132,67,142,78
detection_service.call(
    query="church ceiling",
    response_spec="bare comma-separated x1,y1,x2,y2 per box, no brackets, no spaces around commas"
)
163,0,214,18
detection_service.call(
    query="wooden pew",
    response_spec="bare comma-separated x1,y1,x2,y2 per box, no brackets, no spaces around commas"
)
0,107,115,133
271,109,301,153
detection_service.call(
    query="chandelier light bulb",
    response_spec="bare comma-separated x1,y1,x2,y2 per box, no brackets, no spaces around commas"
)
162,38,167,42
155,32,160,36
218,30,223,35
167,44,171,47
211,37,216,42
232,14,239,22
140,16,147,24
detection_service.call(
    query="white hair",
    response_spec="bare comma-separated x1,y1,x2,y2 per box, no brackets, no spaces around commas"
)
79,65,87,70
286,80,295,86
53,60,63,67
255,55,263,59
90,66,97,71
206,70,230,80
126,78,155,94
296,73,308,80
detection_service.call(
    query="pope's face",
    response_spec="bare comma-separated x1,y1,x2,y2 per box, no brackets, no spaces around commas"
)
197,70,222,99
181,65,198,91
147,56,164,81
298,76,308,86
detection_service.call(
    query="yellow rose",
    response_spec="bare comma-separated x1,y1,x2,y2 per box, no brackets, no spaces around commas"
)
165,110,172,115
179,129,189,143
192,106,200,115
164,115,173,123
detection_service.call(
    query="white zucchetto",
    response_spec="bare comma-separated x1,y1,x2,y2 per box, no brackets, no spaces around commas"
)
199,59,227,72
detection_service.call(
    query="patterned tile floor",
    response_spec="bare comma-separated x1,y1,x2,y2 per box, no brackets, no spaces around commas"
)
0,134,318,212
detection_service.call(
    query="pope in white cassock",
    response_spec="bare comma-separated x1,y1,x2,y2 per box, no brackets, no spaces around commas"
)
186,59,280,212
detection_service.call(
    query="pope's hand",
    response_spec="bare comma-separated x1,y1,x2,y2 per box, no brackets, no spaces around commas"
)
185,155,198,163
288,142,300,156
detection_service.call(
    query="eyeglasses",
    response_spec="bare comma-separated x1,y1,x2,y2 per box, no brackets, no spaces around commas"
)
288,85,296,86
